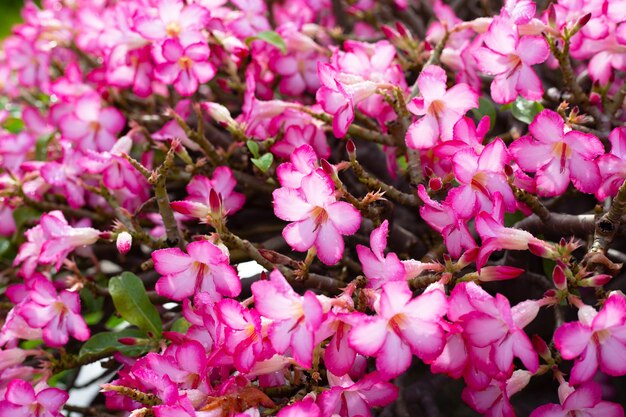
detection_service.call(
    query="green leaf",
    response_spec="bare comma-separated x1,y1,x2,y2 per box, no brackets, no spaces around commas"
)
35,134,53,161
246,140,260,158
3,117,24,133
109,272,162,338
0,238,10,257
472,96,497,129
79,328,149,357
245,31,287,54
170,317,191,334
12,206,40,228
251,153,274,173
509,97,544,124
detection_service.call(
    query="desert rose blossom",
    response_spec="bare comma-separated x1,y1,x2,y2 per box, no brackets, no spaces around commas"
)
0,379,68,417
59,94,126,152
554,293,626,384
348,281,447,378
273,169,361,266
275,144,319,189
597,127,626,201
154,38,216,96
531,381,624,417
448,138,515,219
276,398,321,417
417,185,477,258
356,220,405,289
134,0,209,44
271,124,331,160
18,277,89,347
251,270,330,368
317,372,398,417
462,370,532,417
509,109,604,197
405,65,478,150
216,299,266,373
473,15,549,104
152,239,241,301
170,167,245,221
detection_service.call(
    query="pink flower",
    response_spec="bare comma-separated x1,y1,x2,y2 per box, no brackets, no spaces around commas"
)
448,138,515,219
171,167,246,221
59,94,125,152
0,379,68,417
18,277,89,347
417,185,477,258
217,299,265,373
597,127,626,201
152,239,241,301
271,124,331,161
531,382,624,417
356,220,405,289
275,144,319,189
348,281,447,378
134,0,209,43
316,63,381,138
276,398,321,417
473,16,549,104
554,293,626,384
405,65,478,149
273,169,361,266
251,270,328,368
155,39,216,97
116,232,132,255
462,370,531,417
509,109,604,197
317,372,398,417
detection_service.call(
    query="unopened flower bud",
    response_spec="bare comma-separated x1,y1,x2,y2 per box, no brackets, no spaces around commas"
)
428,177,442,191
321,159,335,177
209,188,222,214
116,232,132,255
201,102,236,128
346,139,356,155
552,264,567,290
532,334,552,362
579,274,612,287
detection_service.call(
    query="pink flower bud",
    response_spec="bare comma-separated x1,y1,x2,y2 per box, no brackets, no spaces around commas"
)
209,188,222,213
346,139,356,155
428,177,442,191
116,232,132,255
579,274,612,287
547,4,557,28
201,102,236,128
552,264,567,290
321,159,335,177
531,335,552,361
478,266,524,282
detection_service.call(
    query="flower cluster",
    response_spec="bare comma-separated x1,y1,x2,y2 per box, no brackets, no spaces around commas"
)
0,0,625,416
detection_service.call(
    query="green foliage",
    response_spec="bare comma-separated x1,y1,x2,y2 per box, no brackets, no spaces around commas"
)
109,272,162,338
471,96,497,129
245,31,287,54
79,328,151,357
506,97,544,125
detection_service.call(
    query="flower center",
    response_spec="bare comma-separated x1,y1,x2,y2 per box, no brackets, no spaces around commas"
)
178,56,193,70
430,99,445,118
166,21,181,37
389,313,408,334
471,172,490,195
552,142,571,172
310,206,328,227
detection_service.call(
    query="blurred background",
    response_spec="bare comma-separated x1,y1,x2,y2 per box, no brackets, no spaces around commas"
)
1,0,25,38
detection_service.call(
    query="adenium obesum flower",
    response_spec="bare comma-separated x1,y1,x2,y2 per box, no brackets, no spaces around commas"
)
273,169,361,265
155,38,216,96
462,370,532,417
348,281,447,378
251,269,330,368
317,371,398,417
554,293,626,384
473,15,549,104
152,239,241,301
0,379,68,417
531,381,624,417
356,220,405,289
18,277,90,347
405,65,478,149
597,127,626,201
509,109,604,197
171,166,245,221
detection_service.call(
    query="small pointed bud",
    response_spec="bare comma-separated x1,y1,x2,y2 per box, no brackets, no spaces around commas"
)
346,139,356,155
209,189,222,213
423,166,434,178
116,232,132,255
504,164,514,177
559,237,567,247
579,274,612,287
532,335,552,361
99,231,113,240
479,266,524,282
381,25,399,41
428,177,442,191
118,337,137,345
201,102,236,127
320,159,335,177
547,4,557,28
552,264,567,290
570,13,591,36
396,21,410,38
